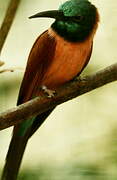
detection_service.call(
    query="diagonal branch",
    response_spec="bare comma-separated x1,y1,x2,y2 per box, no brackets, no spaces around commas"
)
0,0,21,53
0,62,117,131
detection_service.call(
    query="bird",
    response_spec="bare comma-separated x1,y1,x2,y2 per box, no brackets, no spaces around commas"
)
1,0,99,179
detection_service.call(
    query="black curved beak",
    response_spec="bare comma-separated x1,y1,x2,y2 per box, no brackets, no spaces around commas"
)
29,10,64,20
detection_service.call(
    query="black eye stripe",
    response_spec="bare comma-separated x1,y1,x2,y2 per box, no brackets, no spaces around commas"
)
72,16,83,21
63,15,83,22
72,16,81,18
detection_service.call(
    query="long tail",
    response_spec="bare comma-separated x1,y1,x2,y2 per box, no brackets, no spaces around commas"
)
1,109,53,180
1,132,29,180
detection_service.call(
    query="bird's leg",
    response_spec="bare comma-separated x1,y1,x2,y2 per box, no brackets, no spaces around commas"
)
41,85,55,98
73,75,82,81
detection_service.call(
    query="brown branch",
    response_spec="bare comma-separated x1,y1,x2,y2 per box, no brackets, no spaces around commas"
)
0,62,117,131
0,67,24,73
0,61,5,67
0,0,21,53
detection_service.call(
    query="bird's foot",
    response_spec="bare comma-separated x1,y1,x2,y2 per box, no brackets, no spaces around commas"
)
74,75,82,81
41,85,55,98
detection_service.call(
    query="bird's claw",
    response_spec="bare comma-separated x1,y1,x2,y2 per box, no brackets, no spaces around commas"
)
41,85,55,98
74,75,82,81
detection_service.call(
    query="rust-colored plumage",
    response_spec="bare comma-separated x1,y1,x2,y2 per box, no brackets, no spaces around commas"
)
19,28,94,102
2,1,99,179
1,29,95,180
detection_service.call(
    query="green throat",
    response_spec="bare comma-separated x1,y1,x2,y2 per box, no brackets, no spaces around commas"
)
51,0,97,42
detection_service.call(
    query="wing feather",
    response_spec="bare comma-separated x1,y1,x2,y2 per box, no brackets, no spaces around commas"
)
17,31,56,105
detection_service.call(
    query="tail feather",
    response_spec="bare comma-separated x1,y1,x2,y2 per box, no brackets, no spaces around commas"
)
1,133,29,180
1,109,54,180
29,109,54,138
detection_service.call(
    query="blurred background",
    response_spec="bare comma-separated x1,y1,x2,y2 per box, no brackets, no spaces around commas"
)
0,0,117,179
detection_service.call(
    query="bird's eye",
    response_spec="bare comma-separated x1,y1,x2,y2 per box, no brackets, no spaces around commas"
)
72,15,83,22
64,15,83,22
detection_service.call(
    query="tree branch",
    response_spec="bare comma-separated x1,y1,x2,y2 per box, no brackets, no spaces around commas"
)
0,0,21,53
0,67,24,73
0,61,5,67
0,62,117,131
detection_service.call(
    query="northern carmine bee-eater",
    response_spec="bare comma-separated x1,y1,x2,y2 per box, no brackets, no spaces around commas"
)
2,0,99,179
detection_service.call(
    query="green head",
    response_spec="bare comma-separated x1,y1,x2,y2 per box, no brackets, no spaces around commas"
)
29,0,99,42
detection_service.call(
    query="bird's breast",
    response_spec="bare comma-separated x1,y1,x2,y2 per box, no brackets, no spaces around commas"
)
41,29,92,89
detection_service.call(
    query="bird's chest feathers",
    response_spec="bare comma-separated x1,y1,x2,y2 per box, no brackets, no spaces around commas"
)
43,30,92,88
54,37,91,76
